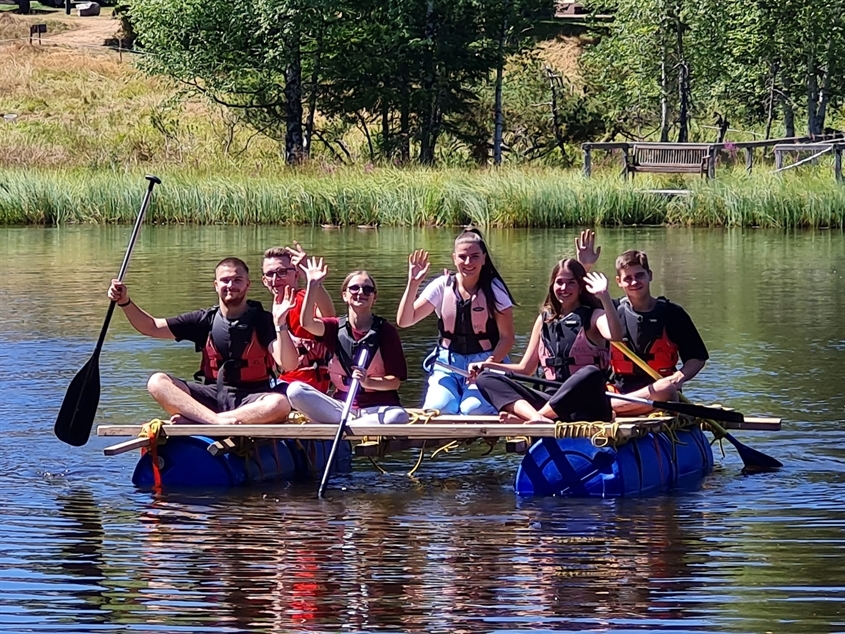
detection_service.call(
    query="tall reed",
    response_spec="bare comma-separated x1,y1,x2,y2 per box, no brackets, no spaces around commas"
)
1,167,843,228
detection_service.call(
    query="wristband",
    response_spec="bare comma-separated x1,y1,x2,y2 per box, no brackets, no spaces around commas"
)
275,324,288,333
117,299,131,307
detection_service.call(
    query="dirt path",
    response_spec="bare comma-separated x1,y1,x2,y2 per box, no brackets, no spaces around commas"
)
43,13,118,46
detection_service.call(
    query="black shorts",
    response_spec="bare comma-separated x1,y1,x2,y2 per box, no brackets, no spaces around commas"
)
181,380,271,413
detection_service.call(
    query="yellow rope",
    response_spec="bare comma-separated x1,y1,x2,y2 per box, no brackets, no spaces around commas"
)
139,419,167,445
406,408,441,425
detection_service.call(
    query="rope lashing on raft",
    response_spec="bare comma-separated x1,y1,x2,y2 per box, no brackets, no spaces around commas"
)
138,419,167,490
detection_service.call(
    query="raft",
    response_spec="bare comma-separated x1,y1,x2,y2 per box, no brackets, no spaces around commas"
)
98,413,779,496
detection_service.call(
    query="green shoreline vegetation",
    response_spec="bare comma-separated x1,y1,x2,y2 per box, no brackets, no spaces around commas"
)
2,168,844,228
1,5,843,229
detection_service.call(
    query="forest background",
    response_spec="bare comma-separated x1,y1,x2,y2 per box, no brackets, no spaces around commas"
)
1,0,844,227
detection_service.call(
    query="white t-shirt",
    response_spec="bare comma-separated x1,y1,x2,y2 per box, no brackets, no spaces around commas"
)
420,275,513,317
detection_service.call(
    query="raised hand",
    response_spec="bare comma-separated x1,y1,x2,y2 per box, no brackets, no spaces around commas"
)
301,256,328,285
271,285,296,325
408,249,431,283
584,271,610,297
575,230,601,270
108,279,128,305
285,241,307,270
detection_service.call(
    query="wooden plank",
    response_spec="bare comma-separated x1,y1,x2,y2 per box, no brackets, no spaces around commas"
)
103,437,150,456
97,421,665,441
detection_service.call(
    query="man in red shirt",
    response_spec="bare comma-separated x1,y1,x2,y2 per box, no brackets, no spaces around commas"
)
261,243,336,392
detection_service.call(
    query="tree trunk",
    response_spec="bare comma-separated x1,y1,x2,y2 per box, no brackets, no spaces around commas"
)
304,44,322,159
677,61,690,143
381,99,391,158
815,38,834,134
284,36,305,164
17,0,31,14
399,88,410,164
419,0,437,164
782,72,795,138
806,50,819,136
659,55,670,142
764,62,778,140
492,8,509,166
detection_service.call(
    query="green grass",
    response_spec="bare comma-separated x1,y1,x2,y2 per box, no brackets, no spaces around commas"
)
1,167,843,228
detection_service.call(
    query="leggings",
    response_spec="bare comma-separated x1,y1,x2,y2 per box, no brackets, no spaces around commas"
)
286,381,409,425
475,366,613,422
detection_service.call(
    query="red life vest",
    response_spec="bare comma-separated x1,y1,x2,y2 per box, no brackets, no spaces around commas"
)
198,304,275,388
327,315,387,393
610,297,679,378
437,274,499,355
538,307,609,382
278,289,331,392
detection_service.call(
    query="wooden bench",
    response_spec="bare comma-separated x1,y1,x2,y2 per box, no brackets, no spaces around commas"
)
627,143,716,179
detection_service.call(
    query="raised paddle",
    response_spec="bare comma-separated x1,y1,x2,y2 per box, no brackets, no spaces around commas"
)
318,348,369,498
610,341,782,471
54,175,161,447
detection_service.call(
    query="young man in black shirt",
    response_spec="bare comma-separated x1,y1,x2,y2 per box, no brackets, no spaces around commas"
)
108,257,292,425
608,249,709,415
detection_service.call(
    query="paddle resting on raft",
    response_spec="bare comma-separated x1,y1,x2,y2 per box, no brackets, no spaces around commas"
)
609,341,782,471
54,175,161,447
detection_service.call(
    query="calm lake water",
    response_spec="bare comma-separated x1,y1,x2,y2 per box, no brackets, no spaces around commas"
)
1,225,843,634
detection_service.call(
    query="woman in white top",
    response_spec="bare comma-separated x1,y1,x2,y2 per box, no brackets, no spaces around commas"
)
397,229,516,415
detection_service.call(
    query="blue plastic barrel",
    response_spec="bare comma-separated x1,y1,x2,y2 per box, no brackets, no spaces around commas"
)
514,426,713,497
132,436,353,489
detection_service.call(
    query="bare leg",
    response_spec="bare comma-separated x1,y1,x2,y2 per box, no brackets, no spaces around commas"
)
501,399,555,424
611,380,678,416
224,393,291,425
147,372,223,425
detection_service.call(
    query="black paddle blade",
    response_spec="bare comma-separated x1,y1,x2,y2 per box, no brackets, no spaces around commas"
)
725,432,783,472
654,399,745,424
54,356,101,447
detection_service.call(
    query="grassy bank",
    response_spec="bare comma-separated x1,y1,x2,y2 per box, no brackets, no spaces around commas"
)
2,167,843,228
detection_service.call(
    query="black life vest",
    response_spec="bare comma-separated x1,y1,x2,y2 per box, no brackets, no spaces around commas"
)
197,300,275,389
330,315,384,388
539,306,609,381
610,297,679,377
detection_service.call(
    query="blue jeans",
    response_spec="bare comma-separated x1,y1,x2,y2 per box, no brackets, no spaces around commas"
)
421,347,507,415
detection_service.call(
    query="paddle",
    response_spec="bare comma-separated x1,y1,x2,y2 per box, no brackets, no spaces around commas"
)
318,348,369,498
54,175,161,447
610,341,782,471
464,363,746,425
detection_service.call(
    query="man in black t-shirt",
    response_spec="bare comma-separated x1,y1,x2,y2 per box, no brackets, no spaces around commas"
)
108,257,293,425
608,249,709,415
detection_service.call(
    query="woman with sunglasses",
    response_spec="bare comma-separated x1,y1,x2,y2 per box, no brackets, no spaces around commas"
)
396,229,516,415
286,257,410,426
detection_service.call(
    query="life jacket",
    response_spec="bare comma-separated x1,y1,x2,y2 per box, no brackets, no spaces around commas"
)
197,301,275,388
328,315,388,393
538,306,609,381
278,289,331,392
610,297,679,378
437,274,499,355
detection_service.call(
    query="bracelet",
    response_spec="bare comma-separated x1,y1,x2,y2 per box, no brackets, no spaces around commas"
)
275,324,288,333
117,299,131,307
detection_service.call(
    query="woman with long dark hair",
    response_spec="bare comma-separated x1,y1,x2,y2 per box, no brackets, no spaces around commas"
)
396,229,516,415
472,258,623,423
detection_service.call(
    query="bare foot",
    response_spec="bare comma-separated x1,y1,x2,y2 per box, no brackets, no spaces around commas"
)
498,411,526,424
169,414,202,425
523,416,555,425
214,413,242,426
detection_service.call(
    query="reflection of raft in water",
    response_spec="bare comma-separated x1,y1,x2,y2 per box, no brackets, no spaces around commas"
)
98,412,780,496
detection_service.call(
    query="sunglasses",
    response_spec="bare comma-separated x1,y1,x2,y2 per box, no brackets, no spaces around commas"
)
263,267,297,279
347,284,376,296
